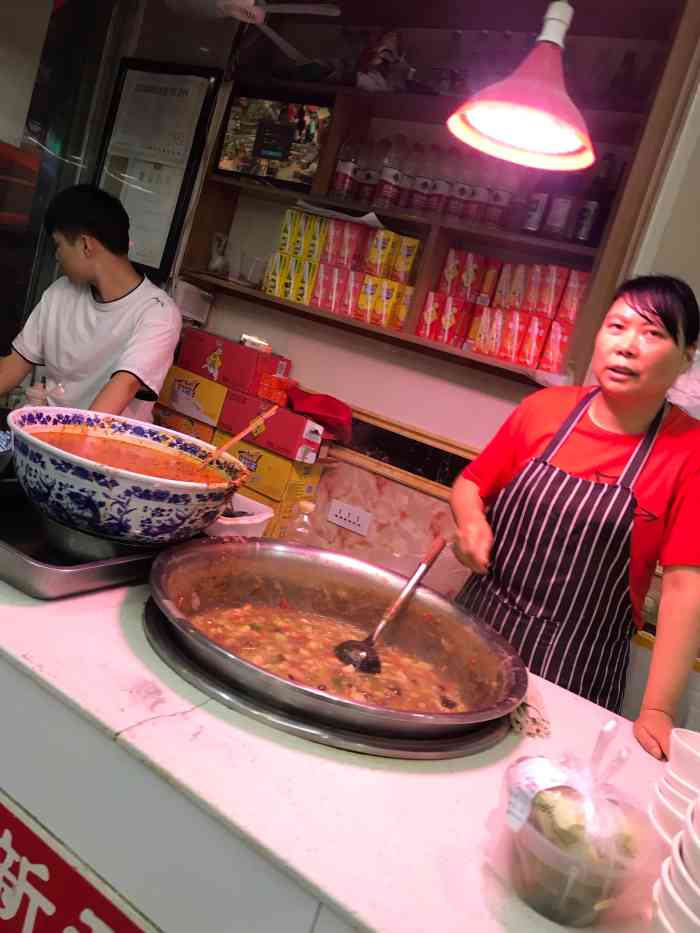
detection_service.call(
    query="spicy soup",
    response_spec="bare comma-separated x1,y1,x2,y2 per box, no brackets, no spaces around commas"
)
34,431,226,484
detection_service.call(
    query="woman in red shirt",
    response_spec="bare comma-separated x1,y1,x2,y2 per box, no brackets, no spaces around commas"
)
451,275,700,760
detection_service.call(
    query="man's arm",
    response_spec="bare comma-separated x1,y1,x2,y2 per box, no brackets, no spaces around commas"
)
634,565,700,759
89,371,143,415
0,352,32,397
450,474,494,574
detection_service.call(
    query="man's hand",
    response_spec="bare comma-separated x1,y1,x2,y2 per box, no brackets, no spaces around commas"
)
0,351,32,397
453,514,494,574
634,707,673,760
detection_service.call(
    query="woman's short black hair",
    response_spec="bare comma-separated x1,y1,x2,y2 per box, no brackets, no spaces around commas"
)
613,274,699,348
44,184,130,255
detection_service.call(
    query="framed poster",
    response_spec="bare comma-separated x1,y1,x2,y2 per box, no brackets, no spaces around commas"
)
95,59,221,283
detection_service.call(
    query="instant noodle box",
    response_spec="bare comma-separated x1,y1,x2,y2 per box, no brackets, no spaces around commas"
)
211,434,322,503
159,366,228,427
218,389,324,463
177,327,292,398
153,404,215,443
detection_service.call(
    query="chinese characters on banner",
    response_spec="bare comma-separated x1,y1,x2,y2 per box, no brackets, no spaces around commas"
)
0,789,155,932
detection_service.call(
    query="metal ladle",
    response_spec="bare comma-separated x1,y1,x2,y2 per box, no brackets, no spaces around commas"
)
334,535,447,674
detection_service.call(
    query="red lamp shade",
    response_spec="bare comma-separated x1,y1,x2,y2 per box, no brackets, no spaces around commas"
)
447,2,595,171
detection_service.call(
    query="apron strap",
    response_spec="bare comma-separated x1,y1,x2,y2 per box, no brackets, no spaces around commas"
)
618,401,667,488
540,388,600,462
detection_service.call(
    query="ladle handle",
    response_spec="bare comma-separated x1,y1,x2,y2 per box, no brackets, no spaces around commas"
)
371,535,446,645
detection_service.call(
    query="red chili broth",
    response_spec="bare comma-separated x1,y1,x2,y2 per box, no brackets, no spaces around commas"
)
33,431,226,484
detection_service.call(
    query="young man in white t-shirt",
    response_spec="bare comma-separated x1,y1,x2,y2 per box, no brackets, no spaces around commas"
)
0,185,181,420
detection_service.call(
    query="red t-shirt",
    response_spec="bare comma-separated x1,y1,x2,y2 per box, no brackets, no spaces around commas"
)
462,386,700,627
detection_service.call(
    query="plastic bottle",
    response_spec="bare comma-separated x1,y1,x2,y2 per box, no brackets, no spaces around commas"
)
355,138,388,206
428,145,451,215
286,500,316,545
542,172,579,239
331,136,360,201
408,144,436,213
522,172,552,234
399,142,425,208
373,134,408,210
463,154,490,223
484,162,517,227
445,149,472,220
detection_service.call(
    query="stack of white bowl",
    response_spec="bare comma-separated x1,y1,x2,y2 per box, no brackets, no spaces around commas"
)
649,729,700,931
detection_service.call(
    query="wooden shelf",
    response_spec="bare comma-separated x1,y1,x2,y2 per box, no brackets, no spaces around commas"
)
181,270,541,385
208,175,598,265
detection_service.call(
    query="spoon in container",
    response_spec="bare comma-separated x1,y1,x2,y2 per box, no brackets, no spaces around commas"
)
334,535,446,674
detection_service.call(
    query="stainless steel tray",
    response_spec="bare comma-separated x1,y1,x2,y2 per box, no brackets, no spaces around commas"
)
143,599,511,760
0,479,154,599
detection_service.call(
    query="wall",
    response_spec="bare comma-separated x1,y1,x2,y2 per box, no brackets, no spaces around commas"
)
0,0,52,147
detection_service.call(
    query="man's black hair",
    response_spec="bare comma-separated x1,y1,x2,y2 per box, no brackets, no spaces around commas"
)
44,184,130,255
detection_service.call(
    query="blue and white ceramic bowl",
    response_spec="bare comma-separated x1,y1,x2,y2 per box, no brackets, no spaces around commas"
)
8,406,244,546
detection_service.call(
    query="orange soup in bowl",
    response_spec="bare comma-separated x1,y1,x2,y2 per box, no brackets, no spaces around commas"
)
35,432,226,485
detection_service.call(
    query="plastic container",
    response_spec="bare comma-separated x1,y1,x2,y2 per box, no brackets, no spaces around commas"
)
683,801,700,882
653,782,687,842
203,492,275,538
666,766,700,799
671,830,700,917
0,431,11,476
670,729,700,787
658,855,700,933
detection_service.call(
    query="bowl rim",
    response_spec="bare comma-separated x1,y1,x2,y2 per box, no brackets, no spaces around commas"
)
671,727,700,759
655,781,687,821
8,405,236,492
667,766,700,798
672,831,700,904
660,775,695,808
649,800,674,847
685,801,700,851
661,853,700,928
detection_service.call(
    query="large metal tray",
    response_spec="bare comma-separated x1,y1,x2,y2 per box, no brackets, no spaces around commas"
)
0,478,155,600
144,599,511,760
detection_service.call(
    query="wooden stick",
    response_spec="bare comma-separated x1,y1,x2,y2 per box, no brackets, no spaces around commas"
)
201,404,279,468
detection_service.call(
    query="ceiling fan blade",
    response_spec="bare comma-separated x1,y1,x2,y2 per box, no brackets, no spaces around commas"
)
263,3,341,14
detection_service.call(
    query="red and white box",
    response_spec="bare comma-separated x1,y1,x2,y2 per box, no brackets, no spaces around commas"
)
493,263,513,310
539,320,573,373
219,389,324,463
517,314,552,368
498,309,528,362
506,263,528,311
473,258,503,307
558,270,590,324
311,263,350,315
453,252,488,303
177,327,291,397
416,292,445,339
434,296,466,345
438,248,464,295
536,265,570,318
523,264,545,313
338,269,364,318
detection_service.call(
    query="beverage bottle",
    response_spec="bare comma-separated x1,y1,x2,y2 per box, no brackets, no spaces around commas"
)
484,162,517,227
373,134,408,210
521,171,551,234
399,142,425,208
428,145,451,214
542,171,580,239
285,501,316,545
445,149,473,220
572,153,617,245
331,136,360,201
463,154,490,223
355,139,386,206
502,166,529,231
408,143,436,213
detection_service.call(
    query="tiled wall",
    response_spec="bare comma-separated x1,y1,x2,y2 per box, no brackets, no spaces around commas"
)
292,456,470,600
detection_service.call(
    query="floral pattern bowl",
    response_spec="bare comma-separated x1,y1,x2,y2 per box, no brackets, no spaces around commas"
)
8,406,245,547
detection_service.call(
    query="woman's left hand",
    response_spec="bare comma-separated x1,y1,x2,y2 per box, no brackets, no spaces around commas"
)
633,708,673,760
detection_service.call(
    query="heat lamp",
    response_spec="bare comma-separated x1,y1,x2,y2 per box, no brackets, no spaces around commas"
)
447,1,595,171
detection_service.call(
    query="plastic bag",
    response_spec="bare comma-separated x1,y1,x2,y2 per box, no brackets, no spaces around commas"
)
498,720,663,927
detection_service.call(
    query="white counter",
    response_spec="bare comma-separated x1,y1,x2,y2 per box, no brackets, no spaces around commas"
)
0,580,666,933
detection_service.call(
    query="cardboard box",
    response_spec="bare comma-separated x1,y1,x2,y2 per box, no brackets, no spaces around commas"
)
159,366,228,427
177,327,292,397
218,390,324,463
153,404,215,443
211,434,322,502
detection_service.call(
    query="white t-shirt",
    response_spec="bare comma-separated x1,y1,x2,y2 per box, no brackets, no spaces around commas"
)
13,276,182,420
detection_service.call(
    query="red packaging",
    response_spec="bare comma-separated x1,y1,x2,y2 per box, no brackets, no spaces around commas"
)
523,264,545,313
439,248,465,295
517,314,552,368
463,306,488,352
536,265,570,318
453,252,488,302
493,264,513,310
177,327,292,397
320,219,344,265
480,307,505,356
558,270,590,324
416,292,445,339
506,263,528,311
338,269,364,318
338,222,368,268
435,296,466,345
310,263,331,309
312,264,351,315
473,258,503,307
539,320,573,373
498,310,528,361
219,389,324,463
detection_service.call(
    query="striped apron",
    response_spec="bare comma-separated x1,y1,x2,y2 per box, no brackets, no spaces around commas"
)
456,388,666,712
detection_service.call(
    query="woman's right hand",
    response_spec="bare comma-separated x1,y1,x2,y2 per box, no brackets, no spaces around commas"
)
453,514,494,575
